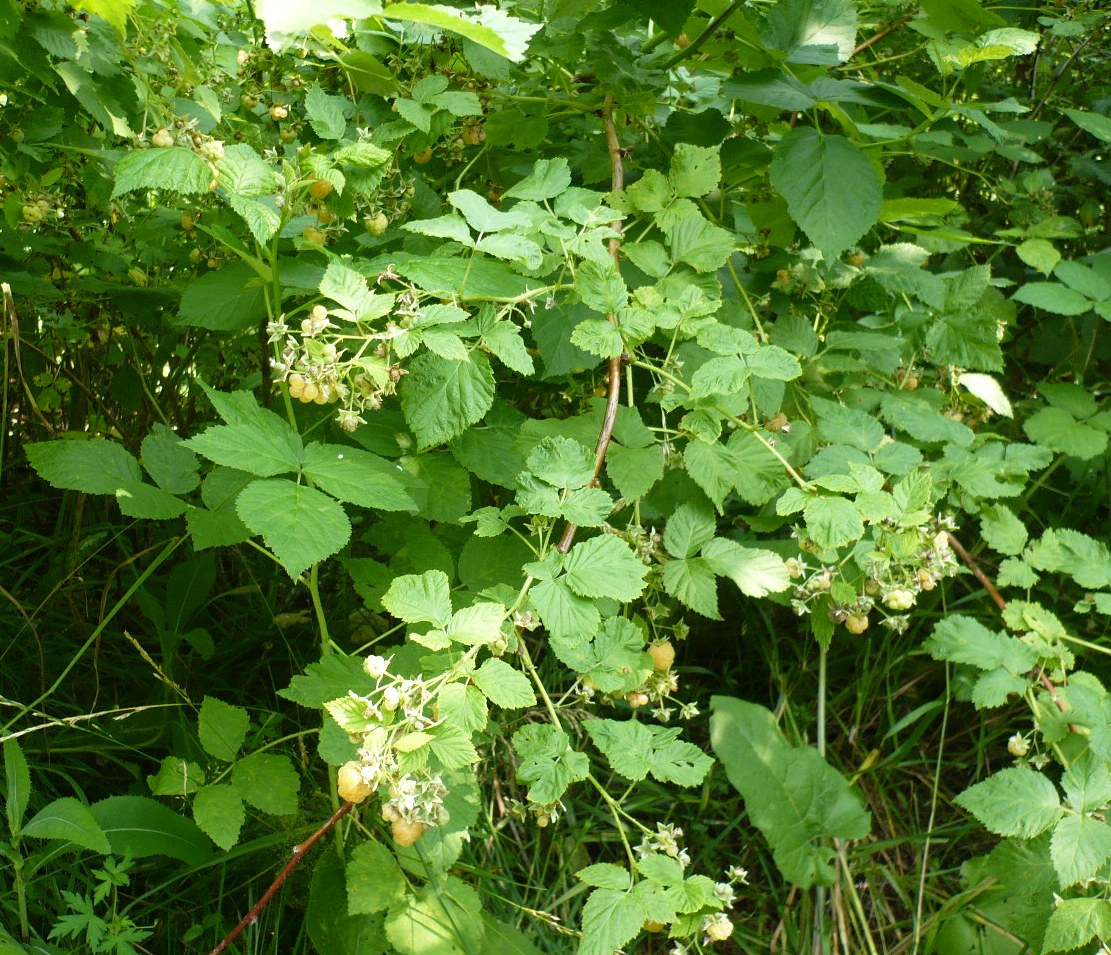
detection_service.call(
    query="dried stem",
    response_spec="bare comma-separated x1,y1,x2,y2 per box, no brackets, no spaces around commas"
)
206,800,354,955
557,94,625,554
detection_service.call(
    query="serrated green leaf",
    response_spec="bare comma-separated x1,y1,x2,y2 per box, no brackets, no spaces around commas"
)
663,214,736,272
669,143,721,198
446,602,505,645
664,501,717,559
236,479,352,578
301,443,414,512
549,617,651,694
1016,238,1060,276
1050,813,1111,887
232,753,299,814
147,757,205,797
703,539,791,597
684,440,739,512
979,504,1027,556
526,436,595,489
198,696,249,761
576,863,632,890
1012,282,1093,315
770,129,882,260
184,415,303,477
577,888,645,955
924,615,1037,672
114,479,187,519
664,557,721,619
586,719,713,786
513,724,590,804
1024,406,1108,460
562,535,648,601
955,767,1061,838
228,194,281,245
1042,898,1111,954
193,784,244,850
215,143,275,197
530,577,600,643
384,876,485,955
26,439,141,494
401,351,495,449
113,146,211,197
803,495,864,550
347,840,406,914
1061,752,1111,814
503,158,572,201
473,658,536,708
305,83,346,139
141,426,200,495
382,569,452,628
711,696,870,887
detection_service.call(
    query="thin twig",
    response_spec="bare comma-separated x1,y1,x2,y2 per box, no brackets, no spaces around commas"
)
557,94,625,555
207,801,354,955
947,532,1073,724
945,532,1006,613
847,15,912,60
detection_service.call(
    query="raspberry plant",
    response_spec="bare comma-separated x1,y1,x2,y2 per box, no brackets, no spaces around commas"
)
3,0,1110,952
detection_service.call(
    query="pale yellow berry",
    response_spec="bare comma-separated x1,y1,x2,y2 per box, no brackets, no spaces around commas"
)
337,762,372,803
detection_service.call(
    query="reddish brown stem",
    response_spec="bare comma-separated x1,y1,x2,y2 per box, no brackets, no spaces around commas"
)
556,95,626,555
207,801,354,955
947,532,1073,723
946,532,1007,613
847,15,913,59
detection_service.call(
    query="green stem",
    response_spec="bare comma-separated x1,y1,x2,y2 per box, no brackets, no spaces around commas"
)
911,664,949,955
659,0,743,70
814,643,828,955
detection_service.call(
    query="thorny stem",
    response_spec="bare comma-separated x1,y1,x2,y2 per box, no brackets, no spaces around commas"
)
557,93,626,554
206,801,354,955
947,532,1074,727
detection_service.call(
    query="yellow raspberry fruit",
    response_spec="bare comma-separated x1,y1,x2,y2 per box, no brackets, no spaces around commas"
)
391,818,427,847
646,640,675,672
336,762,373,804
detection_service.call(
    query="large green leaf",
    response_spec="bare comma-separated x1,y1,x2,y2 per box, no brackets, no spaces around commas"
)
184,414,303,476
26,439,141,494
113,146,211,197
954,767,1062,838
710,696,871,887
770,128,883,260
89,796,213,865
400,351,495,449
301,443,415,511
21,797,111,853
235,479,352,577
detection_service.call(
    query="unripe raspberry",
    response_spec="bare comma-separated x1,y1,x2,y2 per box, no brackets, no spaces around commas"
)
269,104,288,121
151,128,174,148
1008,734,1029,758
884,589,915,611
845,613,869,635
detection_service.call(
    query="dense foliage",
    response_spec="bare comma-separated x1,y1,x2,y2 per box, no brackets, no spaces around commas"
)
1,0,1109,952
